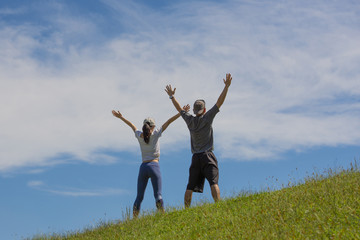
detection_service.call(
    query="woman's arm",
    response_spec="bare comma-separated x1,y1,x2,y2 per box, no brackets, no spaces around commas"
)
112,110,137,132
161,105,190,132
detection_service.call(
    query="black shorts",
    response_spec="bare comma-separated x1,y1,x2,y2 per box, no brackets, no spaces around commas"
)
186,151,219,193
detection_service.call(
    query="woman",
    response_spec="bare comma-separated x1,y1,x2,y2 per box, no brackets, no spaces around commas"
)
112,106,189,218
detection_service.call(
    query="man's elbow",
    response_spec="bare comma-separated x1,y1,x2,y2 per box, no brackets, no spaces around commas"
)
216,101,222,109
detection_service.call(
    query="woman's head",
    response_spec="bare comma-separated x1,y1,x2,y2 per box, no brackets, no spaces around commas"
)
142,117,155,144
143,117,156,128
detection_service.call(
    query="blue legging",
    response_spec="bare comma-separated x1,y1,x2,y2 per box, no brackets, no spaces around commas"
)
133,161,163,212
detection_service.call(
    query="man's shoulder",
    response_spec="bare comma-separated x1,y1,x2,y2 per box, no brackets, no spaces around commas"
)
205,104,219,117
181,110,194,119
210,104,220,112
181,110,192,116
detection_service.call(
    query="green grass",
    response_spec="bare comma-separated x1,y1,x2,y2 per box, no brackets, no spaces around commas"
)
32,162,360,240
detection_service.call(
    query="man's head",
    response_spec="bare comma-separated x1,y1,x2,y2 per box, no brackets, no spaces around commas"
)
193,99,206,116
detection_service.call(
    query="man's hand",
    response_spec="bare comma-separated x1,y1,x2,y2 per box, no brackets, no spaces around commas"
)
165,85,176,97
223,73,232,87
112,110,122,119
165,84,183,112
216,73,232,109
183,104,190,112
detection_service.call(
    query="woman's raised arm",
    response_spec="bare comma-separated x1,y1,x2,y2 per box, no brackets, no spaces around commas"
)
112,110,137,132
161,104,190,132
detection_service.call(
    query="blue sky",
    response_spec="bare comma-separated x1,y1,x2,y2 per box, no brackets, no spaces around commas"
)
1,0,360,238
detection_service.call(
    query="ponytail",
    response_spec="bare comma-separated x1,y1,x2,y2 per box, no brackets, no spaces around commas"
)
142,123,151,144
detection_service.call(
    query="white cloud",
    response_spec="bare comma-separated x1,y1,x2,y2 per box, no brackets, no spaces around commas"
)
44,188,129,197
0,0,360,172
27,180,129,197
27,180,44,187
0,8,24,16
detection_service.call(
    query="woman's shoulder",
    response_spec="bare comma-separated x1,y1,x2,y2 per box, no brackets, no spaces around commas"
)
135,130,143,138
153,128,163,136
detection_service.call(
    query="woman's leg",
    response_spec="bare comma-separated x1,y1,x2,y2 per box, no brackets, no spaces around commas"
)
133,163,149,218
148,162,164,211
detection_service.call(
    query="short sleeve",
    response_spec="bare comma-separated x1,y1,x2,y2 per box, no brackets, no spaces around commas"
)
135,130,142,139
153,128,163,138
181,110,193,125
205,104,219,120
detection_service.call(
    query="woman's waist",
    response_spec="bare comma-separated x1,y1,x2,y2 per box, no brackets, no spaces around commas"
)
142,158,159,163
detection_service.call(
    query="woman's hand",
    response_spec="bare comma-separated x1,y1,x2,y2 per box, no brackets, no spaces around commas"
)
112,110,122,119
112,110,137,132
183,104,190,112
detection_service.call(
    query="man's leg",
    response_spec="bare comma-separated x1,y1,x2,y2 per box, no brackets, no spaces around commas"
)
184,189,193,208
210,184,220,202
204,152,220,202
185,154,199,208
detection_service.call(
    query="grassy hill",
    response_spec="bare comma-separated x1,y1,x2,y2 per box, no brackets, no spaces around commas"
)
33,163,359,240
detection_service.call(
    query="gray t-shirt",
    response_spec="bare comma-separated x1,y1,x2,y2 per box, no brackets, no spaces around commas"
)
180,104,219,154
135,128,163,161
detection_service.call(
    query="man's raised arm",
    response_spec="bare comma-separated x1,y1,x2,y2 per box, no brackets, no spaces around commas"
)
216,73,232,109
165,85,183,112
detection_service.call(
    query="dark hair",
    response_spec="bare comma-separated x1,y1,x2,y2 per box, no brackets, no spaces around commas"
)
142,122,151,144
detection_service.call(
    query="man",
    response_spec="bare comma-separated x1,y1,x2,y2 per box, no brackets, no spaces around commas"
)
165,73,232,207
